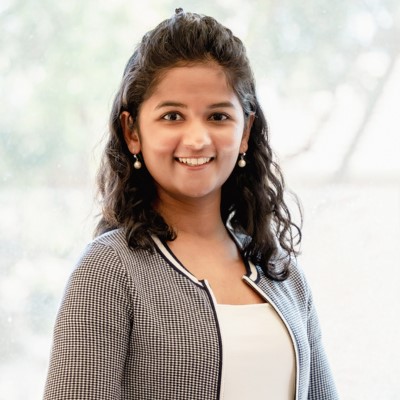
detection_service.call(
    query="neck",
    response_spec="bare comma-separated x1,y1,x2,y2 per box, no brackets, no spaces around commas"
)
155,193,227,240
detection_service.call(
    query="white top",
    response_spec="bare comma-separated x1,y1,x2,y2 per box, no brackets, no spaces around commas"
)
216,303,296,400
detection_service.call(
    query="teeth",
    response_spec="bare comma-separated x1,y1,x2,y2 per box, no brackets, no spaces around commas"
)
178,157,212,166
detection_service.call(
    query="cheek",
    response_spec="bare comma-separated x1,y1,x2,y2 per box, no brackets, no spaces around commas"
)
218,128,245,152
141,134,178,156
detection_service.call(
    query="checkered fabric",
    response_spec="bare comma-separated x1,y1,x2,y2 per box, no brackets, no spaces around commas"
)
43,229,339,400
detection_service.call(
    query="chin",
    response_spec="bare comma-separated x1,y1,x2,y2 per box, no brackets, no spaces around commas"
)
185,188,220,200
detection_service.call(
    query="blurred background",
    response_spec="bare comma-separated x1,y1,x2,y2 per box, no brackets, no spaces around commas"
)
1,0,399,398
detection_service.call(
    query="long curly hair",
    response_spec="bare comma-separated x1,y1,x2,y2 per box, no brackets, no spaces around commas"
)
95,10,302,280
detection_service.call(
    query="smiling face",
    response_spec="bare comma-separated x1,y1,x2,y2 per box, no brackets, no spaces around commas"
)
122,62,252,206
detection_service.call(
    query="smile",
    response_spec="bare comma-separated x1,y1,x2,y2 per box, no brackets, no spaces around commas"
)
177,157,213,166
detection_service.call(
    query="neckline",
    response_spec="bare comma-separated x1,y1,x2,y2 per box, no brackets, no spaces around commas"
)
216,303,269,308
151,232,260,285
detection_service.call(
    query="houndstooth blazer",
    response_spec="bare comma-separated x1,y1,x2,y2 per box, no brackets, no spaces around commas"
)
44,228,339,400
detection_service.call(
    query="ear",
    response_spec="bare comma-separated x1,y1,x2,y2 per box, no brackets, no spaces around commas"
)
240,112,254,153
120,111,141,154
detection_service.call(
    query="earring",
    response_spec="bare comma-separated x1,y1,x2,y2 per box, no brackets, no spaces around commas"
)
238,153,246,168
133,154,142,170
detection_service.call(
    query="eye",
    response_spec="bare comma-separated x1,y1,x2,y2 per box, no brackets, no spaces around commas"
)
209,113,229,121
162,112,183,121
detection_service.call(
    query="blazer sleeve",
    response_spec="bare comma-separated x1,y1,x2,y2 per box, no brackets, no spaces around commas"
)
306,285,340,400
43,242,133,400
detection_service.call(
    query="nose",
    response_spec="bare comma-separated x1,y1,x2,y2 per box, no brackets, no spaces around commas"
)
182,120,212,149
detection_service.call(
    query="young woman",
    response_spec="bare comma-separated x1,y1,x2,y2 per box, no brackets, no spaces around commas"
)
44,9,339,400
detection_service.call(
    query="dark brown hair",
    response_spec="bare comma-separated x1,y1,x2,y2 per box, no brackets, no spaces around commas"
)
95,10,302,280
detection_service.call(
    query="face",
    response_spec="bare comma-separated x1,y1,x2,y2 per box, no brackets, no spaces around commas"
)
122,62,252,205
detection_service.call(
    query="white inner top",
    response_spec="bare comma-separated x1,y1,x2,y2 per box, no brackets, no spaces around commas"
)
216,303,296,400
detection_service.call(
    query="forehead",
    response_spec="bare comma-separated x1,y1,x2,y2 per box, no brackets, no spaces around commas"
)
145,62,238,103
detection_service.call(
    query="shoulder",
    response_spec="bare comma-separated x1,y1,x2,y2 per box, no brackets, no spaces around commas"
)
54,229,138,324
75,229,125,270
79,228,148,266
232,228,310,296
69,229,137,293
90,228,129,252
250,246,312,318
74,229,167,286
271,247,311,297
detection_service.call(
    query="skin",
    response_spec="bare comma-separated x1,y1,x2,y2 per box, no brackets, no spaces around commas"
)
122,62,264,304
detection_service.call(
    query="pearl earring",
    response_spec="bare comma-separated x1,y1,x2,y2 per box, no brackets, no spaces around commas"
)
238,153,246,168
133,154,142,170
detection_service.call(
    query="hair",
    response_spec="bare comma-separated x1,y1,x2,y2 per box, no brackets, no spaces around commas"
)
95,9,302,281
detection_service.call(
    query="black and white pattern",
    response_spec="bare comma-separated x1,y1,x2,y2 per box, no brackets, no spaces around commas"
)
44,229,339,400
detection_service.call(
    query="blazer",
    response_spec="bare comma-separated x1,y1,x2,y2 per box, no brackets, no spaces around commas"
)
44,228,339,400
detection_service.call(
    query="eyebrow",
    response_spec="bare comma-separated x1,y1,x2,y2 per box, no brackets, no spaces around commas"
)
208,102,235,109
155,101,187,110
154,101,235,110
